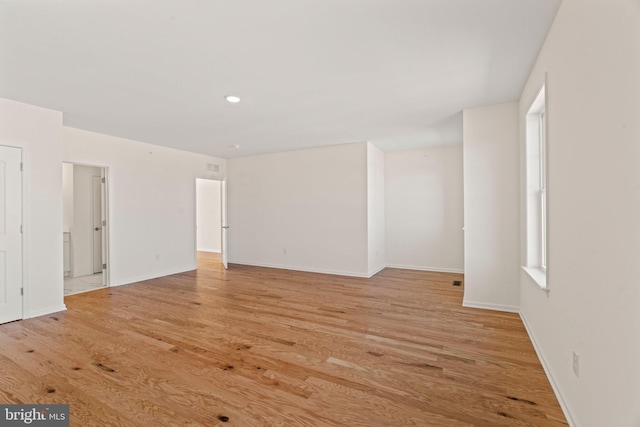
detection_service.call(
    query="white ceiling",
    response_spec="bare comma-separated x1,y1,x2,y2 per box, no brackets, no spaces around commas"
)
0,0,560,159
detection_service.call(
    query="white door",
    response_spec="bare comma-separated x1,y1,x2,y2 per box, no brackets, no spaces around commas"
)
221,178,228,269
92,175,102,274
0,146,22,324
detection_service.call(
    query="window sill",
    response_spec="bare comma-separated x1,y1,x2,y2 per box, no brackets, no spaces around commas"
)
522,266,548,291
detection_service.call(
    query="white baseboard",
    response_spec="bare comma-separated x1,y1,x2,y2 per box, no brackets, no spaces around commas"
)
386,263,464,274
462,300,520,313
111,265,197,288
196,249,221,253
367,265,386,278
228,261,462,279
27,304,67,319
519,311,578,427
229,260,371,278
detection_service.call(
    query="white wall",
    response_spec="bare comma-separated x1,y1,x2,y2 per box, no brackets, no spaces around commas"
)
385,145,464,273
462,103,520,312
228,143,370,277
62,162,74,233
518,1,640,425
62,127,227,286
367,143,385,276
196,178,221,253
71,164,101,277
0,97,65,318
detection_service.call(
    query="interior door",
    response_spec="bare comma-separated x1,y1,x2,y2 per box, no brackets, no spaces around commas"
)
0,146,22,324
92,175,102,274
220,178,228,269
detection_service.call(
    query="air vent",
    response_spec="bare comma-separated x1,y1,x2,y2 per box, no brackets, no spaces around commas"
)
452,280,462,286
207,163,219,172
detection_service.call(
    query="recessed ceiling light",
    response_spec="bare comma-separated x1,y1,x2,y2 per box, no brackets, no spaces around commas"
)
231,144,241,149
225,95,241,103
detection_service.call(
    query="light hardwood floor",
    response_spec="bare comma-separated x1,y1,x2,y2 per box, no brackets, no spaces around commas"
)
0,252,567,426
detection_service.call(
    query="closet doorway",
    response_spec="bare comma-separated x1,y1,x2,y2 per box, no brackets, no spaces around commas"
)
195,178,226,270
62,162,110,295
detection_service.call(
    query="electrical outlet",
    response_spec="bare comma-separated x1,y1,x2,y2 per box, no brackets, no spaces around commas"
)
572,351,579,377
155,254,160,261
283,248,287,255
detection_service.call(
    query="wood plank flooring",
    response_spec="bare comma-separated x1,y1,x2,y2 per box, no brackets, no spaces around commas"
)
0,252,567,426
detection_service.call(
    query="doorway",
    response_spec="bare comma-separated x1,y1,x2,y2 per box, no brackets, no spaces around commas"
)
195,178,226,270
62,162,109,295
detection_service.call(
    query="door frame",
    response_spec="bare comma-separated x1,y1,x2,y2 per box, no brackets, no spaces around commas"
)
194,177,227,269
0,143,24,322
91,174,103,274
63,162,110,287
0,142,26,320
221,177,228,270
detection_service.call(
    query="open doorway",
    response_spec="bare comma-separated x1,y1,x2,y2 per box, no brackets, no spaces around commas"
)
195,178,225,270
63,162,109,295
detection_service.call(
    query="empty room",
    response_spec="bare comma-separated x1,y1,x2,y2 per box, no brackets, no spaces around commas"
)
0,1,638,426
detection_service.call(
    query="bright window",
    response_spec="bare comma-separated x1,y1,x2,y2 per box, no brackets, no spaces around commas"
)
524,84,548,289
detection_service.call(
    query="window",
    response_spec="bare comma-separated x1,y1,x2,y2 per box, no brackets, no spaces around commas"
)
539,108,547,270
524,84,548,289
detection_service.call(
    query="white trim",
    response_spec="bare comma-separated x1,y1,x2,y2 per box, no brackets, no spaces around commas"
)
62,162,111,288
522,266,548,291
20,145,28,320
27,304,67,319
229,260,372,278
110,266,197,287
101,167,111,288
367,265,386,278
193,176,225,271
226,261,463,279
0,140,28,320
386,263,464,274
197,249,221,254
462,300,520,313
525,81,549,286
520,310,579,427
